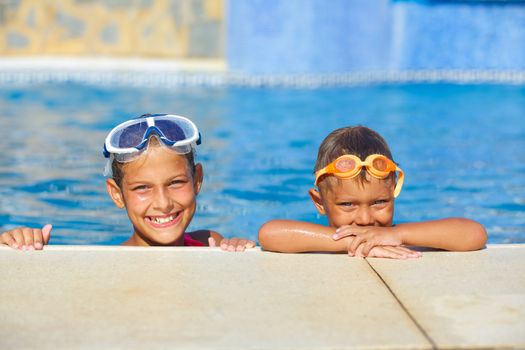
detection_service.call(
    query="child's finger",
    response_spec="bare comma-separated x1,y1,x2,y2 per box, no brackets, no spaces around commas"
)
395,246,422,257
236,244,245,252
235,239,251,251
34,225,51,250
20,228,34,249
385,246,420,258
335,225,350,234
33,233,44,250
208,237,216,247
383,250,406,259
362,242,376,256
220,239,235,251
354,243,365,258
332,228,353,240
334,226,365,240
246,240,256,248
0,232,18,249
381,247,408,259
23,228,37,249
233,239,244,251
368,247,403,259
11,228,26,249
384,246,420,259
42,224,52,245
226,238,239,252
349,235,365,255
362,237,385,256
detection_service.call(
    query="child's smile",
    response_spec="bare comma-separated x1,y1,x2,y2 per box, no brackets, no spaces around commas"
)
145,211,183,228
112,145,202,246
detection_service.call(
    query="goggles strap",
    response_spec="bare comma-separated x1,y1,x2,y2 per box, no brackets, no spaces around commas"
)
393,170,404,198
103,154,115,177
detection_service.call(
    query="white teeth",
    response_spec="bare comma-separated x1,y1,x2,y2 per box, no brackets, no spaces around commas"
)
152,215,175,224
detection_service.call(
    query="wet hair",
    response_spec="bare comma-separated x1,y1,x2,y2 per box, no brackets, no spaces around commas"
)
111,136,195,188
314,125,395,188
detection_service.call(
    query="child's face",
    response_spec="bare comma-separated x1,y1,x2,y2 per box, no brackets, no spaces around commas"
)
107,146,202,245
310,175,395,228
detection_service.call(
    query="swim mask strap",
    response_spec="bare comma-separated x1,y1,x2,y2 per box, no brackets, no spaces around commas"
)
103,153,115,178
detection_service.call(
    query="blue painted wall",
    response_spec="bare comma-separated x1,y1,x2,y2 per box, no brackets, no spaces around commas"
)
227,0,525,73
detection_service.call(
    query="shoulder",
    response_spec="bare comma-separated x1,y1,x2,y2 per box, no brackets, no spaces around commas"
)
186,230,223,245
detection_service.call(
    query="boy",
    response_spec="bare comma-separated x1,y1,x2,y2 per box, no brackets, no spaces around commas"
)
258,126,487,258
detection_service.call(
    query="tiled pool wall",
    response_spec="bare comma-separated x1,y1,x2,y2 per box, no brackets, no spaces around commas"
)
227,0,525,73
1,0,525,75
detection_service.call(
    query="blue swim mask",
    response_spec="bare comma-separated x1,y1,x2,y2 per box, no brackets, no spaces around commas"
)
103,113,201,164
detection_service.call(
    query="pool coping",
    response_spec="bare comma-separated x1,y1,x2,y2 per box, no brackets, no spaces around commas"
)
1,244,524,349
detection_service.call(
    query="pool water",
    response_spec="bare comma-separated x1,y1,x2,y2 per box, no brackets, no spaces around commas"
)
0,83,524,244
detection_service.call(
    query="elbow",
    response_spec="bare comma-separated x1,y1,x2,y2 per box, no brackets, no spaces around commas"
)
471,221,488,250
460,219,488,251
258,220,279,252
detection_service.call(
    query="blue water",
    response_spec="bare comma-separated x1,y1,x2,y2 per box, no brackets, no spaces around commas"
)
0,83,524,244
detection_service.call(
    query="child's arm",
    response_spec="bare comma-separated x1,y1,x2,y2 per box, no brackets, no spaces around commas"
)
259,220,344,253
333,218,487,256
258,220,421,259
0,224,52,250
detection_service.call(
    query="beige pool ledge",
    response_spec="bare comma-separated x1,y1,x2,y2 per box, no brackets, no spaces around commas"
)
1,244,524,350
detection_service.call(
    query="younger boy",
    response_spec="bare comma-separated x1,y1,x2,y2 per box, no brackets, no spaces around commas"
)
258,126,487,258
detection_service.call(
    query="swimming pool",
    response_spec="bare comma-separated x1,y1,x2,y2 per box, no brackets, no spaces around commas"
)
0,83,523,244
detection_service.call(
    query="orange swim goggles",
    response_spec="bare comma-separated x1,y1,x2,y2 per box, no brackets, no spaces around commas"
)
314,154,404,197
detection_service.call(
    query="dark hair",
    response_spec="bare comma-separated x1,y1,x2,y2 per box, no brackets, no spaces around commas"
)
314,126,395,187
111,137,195,188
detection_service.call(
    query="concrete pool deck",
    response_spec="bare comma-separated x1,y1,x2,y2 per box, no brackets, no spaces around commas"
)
1,244,524,349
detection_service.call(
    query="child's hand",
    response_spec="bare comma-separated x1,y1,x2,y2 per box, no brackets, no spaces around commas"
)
208,236,256,252
364,245,421,259
0,224,52,250
332,225,403,257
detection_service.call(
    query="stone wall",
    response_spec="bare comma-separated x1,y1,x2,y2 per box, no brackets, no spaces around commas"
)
0,0,223,58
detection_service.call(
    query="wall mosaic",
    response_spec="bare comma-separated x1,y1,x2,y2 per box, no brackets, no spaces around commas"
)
0,0,223,58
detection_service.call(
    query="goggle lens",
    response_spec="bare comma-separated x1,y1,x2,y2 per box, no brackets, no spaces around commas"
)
155,119,187,142
335,158,357,172
113,121,149,148
372,157,388,172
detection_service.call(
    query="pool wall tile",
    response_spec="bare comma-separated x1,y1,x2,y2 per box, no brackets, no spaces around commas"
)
0,0,524,73
227,0,394,73
227,0,525,73
393,3,525,70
